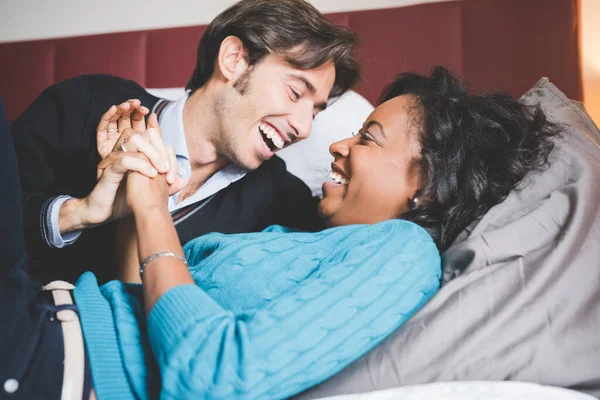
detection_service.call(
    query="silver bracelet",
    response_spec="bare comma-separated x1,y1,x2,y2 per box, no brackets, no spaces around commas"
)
139,251,187,276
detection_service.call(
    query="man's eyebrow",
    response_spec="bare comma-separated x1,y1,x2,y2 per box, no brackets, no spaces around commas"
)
365,120,387,139
289,74,329,112
290,74,316,95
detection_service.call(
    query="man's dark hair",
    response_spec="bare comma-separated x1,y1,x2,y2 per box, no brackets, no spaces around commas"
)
186,0,360,98
380,66,561,252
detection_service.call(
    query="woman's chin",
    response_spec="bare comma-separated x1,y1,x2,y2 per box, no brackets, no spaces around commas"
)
319,184,349,227
317,200,335,227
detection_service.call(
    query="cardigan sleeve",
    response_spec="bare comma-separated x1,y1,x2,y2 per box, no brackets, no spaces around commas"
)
147,222,441,400
11,76,98,260
10,75,160,282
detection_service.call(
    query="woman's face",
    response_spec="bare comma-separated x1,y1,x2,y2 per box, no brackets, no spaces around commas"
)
318,95,423,227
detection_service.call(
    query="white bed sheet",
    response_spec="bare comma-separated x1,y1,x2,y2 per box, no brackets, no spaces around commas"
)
315,381,596,400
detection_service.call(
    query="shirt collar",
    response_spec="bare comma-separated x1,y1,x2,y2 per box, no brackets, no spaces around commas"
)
158,93,190,161
155,92,249,211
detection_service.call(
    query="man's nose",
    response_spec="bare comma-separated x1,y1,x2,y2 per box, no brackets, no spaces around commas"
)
290,101,315,141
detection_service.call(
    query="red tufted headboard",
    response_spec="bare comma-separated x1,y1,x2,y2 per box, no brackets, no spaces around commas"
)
0,0,581,122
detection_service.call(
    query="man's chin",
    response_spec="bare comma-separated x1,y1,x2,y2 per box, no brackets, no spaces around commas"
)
230,153,264,171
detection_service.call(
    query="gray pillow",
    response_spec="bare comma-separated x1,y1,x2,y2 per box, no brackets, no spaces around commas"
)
294,79,600,399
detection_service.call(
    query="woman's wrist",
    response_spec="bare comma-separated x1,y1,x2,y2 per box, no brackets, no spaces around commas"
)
132,203,170,220
140,251,187,276
133,204,179,257
129,194,194,313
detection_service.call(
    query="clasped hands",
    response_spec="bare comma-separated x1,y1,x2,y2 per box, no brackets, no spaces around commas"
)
82,100,185,226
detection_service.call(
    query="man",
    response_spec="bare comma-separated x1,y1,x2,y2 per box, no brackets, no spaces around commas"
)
12,0,359,283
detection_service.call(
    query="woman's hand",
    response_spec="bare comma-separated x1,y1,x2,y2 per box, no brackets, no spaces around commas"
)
97,113,185,195
111,113,173,178
126,170,170,215
96,99,149,159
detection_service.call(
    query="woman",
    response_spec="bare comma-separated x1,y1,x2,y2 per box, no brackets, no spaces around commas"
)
0,67,559,399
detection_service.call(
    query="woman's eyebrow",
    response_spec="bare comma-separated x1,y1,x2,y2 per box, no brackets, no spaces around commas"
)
365,120,387,139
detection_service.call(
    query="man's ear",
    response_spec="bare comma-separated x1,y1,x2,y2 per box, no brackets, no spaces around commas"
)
216,36,249,82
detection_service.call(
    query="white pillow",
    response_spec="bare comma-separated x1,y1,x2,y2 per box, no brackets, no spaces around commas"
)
146,87,187,101
146,88,375,197
278,90,374,197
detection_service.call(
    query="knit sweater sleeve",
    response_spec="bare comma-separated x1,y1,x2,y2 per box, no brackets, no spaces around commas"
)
147,221,441,400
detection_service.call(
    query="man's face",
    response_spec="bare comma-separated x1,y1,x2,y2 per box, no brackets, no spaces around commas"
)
215,54,336,170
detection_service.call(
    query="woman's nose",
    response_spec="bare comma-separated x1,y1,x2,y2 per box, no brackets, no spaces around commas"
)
329,136,354,158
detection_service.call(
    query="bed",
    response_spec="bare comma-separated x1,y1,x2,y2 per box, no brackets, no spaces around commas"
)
2,0,599,399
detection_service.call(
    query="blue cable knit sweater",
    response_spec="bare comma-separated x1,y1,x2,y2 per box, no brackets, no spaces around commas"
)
74,220,441,400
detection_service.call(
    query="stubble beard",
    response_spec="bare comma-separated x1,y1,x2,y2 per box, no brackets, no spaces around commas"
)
214,77,261,170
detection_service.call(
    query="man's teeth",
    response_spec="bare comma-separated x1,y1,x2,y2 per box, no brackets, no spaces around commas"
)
259,123,284,150
328,171,349,185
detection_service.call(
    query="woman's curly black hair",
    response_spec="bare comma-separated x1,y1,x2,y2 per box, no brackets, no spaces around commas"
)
381,66,562,252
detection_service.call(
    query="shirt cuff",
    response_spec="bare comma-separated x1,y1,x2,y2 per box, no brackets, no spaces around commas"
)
42,195,82,248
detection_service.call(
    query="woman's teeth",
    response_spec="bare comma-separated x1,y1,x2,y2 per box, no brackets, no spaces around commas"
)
328,171,349,185
259,122,284,150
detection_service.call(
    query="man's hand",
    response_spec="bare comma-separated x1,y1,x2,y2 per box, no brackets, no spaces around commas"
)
59,152,159,232
101,113,183,188
97,99,149,159
57,109,185,235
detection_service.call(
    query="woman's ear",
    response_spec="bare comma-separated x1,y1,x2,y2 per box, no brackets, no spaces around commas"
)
216,36,249,82
408,188,424,210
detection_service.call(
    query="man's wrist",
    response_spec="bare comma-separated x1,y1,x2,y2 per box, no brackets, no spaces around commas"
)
58,197,94,233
